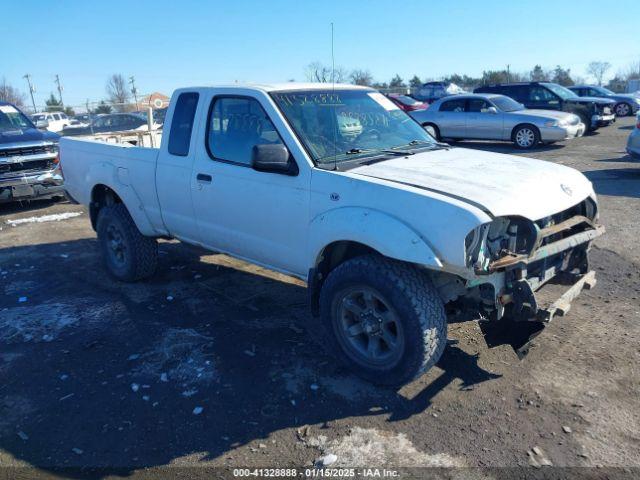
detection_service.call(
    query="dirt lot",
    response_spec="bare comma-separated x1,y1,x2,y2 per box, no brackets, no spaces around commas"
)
1,118,639,478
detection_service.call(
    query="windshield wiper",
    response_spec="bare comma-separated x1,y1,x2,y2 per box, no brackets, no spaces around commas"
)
346,147,414,156
391,140,450,151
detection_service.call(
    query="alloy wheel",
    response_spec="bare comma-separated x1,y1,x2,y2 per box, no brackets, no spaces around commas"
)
515,128,535,148
333,286,405,369
615,103,630,117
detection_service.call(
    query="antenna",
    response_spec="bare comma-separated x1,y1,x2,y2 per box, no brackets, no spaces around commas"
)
331,22,335,84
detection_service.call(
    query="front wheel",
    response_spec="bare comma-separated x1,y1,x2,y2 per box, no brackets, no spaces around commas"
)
512,124,540,149
96,204,158,282
319,255,447,386
615,103,631,117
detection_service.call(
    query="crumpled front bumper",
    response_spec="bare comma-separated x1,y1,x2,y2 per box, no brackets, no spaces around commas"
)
482,218,605,356
0,170,64,203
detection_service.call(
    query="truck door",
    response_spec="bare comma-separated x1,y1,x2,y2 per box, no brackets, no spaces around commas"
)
155,91,202,244
190,93,310,277
528,86,561,111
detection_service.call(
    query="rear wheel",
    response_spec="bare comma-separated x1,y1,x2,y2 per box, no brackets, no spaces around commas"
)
512,124,540,149
615,102,631,117
96,204,158,282
422,123,440,141
319,255,447,386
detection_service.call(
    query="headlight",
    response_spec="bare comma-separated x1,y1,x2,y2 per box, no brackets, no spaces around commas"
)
465,217,537,273
544,120,558,127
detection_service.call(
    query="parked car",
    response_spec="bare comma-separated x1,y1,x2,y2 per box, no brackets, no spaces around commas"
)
30,111,70,133
61,113,149,136
0,101,63,203
411,93,584,149
626,113,640,159
568,85,640,117
72,113,98,126
474,82,616,133
61,83,604,385
384,94,428,112
414,81,467,103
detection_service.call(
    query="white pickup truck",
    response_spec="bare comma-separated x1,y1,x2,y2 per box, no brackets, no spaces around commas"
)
60,83,604,386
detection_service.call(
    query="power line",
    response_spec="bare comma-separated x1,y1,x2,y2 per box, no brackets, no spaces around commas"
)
54,74,64,108
129,76,138,106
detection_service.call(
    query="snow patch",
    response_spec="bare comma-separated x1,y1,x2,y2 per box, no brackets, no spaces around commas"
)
133,328,217,386
308,427,465,468
0,303,78,343
6,212,82,226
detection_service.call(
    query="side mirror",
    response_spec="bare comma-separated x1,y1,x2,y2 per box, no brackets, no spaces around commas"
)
251,144,297,175
486,106,498,114
35,119,49,129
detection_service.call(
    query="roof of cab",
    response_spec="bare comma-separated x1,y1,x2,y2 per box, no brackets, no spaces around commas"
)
176,82,373,93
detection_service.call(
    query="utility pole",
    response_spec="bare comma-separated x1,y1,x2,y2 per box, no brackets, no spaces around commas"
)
54,74,64,108
129,76,138,108
23,74,37,113
506,64,511,83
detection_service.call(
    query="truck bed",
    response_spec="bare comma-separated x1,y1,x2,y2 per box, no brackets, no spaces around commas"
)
60,137,163,235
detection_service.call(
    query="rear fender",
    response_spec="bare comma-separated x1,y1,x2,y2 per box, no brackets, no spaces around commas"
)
88,162,156,236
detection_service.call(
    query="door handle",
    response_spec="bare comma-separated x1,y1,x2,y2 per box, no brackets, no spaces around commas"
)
196,173,212,183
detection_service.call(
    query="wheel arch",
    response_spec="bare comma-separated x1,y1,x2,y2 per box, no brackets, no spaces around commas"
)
510,122,540,141
307,208,443,315
89,183,155,236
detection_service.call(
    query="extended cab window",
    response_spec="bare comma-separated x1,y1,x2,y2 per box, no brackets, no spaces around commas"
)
439,99,466,112
168,92,199,156
207,97,284,166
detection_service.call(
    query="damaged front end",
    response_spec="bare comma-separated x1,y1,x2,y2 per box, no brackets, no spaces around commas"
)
464,197,604,355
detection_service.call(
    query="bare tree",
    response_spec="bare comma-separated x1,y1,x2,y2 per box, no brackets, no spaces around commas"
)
0,78,26,107
587,61,611,86
305,62,348,83
350,69,373,86
106,74,131,111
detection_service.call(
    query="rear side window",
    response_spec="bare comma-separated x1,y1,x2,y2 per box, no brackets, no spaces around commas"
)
168,92,199,156
439,99,466,112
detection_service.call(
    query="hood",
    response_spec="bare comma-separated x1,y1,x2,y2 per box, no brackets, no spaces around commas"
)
612,93,640,102
568,96,615,105
517,109,578,120
0,127,59,145
349,148,593,220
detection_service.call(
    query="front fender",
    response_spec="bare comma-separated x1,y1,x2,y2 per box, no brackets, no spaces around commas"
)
308,207,442,269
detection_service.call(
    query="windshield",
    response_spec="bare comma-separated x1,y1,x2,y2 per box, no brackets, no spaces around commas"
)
594,86,615,95
543,83,578,100
0,105,34,132
491,95,524,112
394,95,422,106
271,89,436,165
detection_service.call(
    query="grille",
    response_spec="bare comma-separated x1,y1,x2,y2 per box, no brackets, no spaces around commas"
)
0,144,57,158
0,159,54,175
535,199,597,246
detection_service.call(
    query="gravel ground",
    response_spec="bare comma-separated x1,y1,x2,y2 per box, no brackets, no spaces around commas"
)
0,117,638,478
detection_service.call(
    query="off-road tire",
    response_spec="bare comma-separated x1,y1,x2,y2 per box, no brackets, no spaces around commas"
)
96,204,158,282
319,254,447,386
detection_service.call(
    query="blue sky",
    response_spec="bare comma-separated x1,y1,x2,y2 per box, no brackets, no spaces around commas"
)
2,0,639,108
